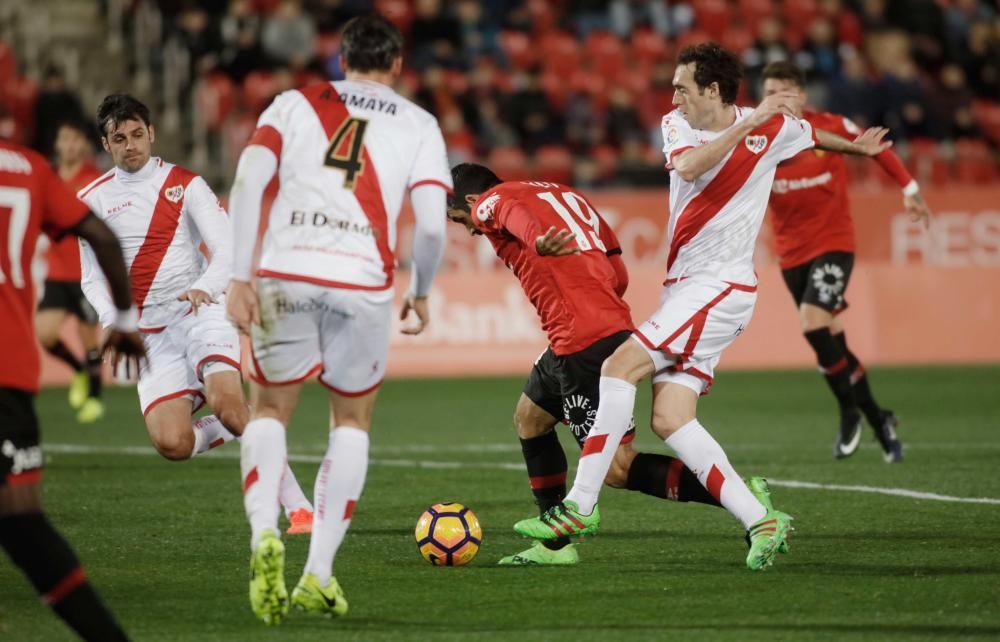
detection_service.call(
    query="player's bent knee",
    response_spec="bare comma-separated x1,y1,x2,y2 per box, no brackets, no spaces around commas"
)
651,407,694,439
600,341,652,384
207,393,247,435
150,429,195,461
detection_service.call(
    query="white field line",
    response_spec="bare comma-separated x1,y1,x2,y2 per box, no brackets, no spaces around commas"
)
43,443,1000,505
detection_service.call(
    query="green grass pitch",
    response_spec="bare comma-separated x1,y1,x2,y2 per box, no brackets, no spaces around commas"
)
1,366,999,641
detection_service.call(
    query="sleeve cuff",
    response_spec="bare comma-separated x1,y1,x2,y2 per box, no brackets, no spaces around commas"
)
902,180,920,197
112,307,139,332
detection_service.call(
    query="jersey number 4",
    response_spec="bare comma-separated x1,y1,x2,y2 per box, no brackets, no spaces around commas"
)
324,117,369,190
0,186,31,289
536,191,607,252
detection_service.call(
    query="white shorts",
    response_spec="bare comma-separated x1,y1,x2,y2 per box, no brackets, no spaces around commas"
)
633,277,757,395
250,277,392,395
137,299,242,416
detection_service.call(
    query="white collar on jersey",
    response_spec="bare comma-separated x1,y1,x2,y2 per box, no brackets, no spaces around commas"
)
116,156,161,183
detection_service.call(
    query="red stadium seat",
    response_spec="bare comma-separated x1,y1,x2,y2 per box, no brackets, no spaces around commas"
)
2,76,38,144
630,29,670,66
721,28,755,55
953,138,996,184
539,31,582,77
242,70,277,115
487,146,532,182
538,70,569,111
534,145,574,184
692,0,731,40
781,0,819,34
739,0,776,28
677,30,713,52
0,43,16,87
376,0,413,34
195,73,236,131
590,144,619,181
972,100,1000,145
499,31,536,71
584,31,626,81
526,0,557,35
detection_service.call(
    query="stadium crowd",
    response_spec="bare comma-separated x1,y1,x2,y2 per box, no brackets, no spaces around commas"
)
2,0,1000,187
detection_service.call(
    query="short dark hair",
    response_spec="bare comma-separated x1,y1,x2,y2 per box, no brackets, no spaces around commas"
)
57,118,90,136
677,42,742,104
761,60,806,88
450,163,503,210
340,14,404,73
97,94,151,136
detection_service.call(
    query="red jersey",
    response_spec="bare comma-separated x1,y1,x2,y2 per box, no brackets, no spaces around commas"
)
769,110,914,269
471,181,632,356
0,140,90,392
46,162,101,281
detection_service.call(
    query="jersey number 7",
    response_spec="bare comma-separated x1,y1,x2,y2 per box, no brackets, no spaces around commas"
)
0,187,30,288
536,190,607,252
324,116,369,190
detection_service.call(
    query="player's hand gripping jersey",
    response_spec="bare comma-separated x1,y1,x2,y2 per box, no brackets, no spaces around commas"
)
77,158,231,330
769,110,916,269
238,81,451,289
470,181,632,356
661,107,817,285
0,141,92,391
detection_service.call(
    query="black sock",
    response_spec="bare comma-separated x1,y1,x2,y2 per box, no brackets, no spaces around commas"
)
519,431,571,550
625,452,722,507
85,349,102,398
804,327,856,413
46,341,82,372
834,332,884,425
0,513,129,641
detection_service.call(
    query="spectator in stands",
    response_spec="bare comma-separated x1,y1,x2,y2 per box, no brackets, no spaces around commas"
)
31,65,85,158
743,16,791,88
604,87,645,149
261,0,316,69
931,63,979,141
220,1,267,81
827,53,877,128
174,3,223,76
455,0,501,68
963,20,1000,99
308,0,372,34
408,0,462,70
503,71,564,152
800,18,842,81
607,0,675,39
876,59,932,140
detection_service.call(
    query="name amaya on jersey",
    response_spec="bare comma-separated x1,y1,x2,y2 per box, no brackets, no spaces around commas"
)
77,157,231,331
661,107,817,285
245,80,451,290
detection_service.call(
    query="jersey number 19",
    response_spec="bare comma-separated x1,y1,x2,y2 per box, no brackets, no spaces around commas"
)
536,191,607,252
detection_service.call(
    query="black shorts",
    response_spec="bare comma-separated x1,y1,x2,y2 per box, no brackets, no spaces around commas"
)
0,388,42,488
38,279,99,324
781,251,855,314
523,330,636,448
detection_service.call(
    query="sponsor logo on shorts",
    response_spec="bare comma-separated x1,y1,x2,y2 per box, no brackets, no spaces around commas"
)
2,440,42,475
811,262,846,305
745,135,768,154
563,395,598,441
273,296,350,318
290,211,377,237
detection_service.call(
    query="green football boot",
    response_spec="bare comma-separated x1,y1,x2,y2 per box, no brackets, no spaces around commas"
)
513,501,600,540
76,397,105,424
248,529,288,625
747,477,789,553
291,573,349,618
498,541,580,566
746,510,793,571
68,372,88,409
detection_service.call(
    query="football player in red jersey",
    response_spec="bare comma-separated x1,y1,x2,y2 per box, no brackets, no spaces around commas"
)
35,120,106,423
0,126,145,639
761,61,933,463
447,163,738,565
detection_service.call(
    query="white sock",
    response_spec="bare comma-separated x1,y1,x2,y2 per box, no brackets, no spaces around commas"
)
279,463,313,517
564,377,636,515
190,415,236,457
240,417,287,549
304,427,369,585
664,419,766,529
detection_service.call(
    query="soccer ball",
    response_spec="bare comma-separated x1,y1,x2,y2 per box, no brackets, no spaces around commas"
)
414,503,482,566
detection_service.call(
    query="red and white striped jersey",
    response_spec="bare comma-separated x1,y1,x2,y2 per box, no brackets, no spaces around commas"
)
245,80,451,290
78,157,231,330
661,107,816,285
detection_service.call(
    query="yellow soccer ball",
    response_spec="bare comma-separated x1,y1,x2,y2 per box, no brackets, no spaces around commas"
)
414,503,482,566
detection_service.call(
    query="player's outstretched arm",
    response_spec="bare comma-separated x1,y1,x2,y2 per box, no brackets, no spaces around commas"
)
72,212,146,373
815,127,893,156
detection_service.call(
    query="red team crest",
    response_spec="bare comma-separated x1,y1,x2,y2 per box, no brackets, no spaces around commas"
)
744,135,768,154
164,185,184,203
